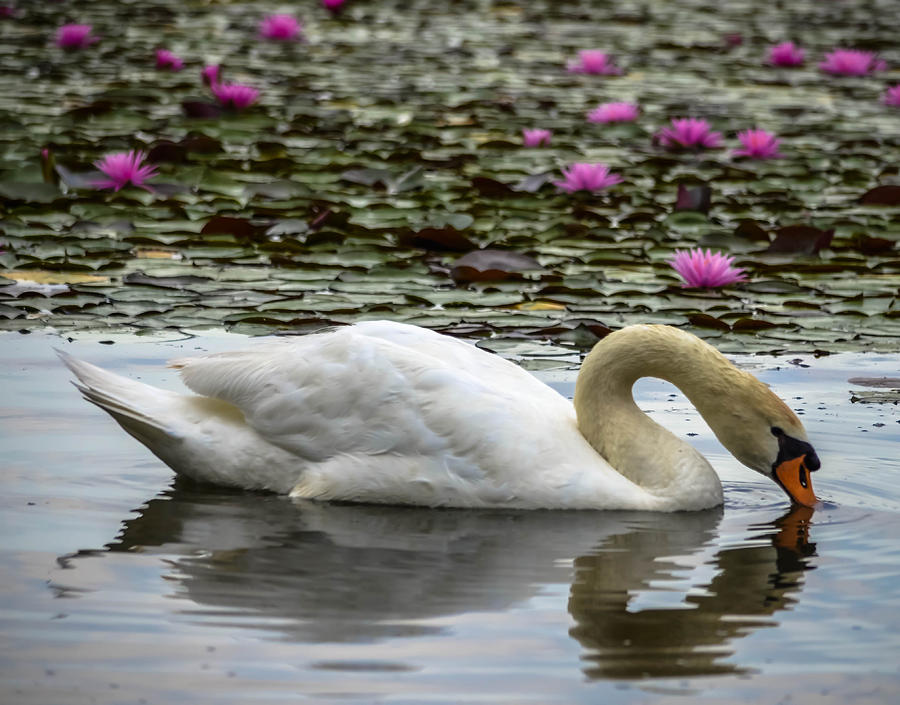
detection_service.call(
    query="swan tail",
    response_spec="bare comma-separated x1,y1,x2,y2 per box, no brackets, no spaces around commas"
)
56,350,182,449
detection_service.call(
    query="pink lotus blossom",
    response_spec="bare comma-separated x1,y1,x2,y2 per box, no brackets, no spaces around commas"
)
554,163,622,194
767,41,805,67
733,128,783,160
92,150,158,192
670,249,747,289
259,14,302,41
567,50,622,76
211,82,260,110
155,49,184,72
884,85,900,107
819,48,886,76
55,24,98,49
322,0,346,10
522,128,552,147
587,102,639,124
201,64,221,86
1,6,15,19
656,118,723,150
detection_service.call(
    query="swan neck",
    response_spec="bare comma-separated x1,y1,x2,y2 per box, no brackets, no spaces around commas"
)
573,326,732,510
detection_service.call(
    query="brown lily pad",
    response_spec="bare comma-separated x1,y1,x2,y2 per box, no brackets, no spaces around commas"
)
450,249,543,284
767,225,834,255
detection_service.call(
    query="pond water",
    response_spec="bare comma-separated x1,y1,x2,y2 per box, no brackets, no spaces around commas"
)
1,330,899,704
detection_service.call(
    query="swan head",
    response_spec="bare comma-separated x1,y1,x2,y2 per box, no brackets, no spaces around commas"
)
713,381,820,508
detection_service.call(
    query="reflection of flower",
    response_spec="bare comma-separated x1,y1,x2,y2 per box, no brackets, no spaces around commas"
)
201,64,221,86
656,118,723,150
819,49,886,76
259,14,302,41
554,163,622,193
767,42,805,67
587,102,639,123
56,24,98,49
733,129,783,160
93,150,158,192
567,50,622,75
522,128,552,147
155,49,184,71
211,82,260,110
883,85,900,107
670,249,746,288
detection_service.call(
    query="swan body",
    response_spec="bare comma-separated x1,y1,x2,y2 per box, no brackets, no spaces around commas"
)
60,321,819,511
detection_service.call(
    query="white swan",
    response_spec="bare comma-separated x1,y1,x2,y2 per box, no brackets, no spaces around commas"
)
59,321,819,511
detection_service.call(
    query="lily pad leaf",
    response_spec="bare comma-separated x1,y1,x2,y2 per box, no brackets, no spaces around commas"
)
860,185,900,206
512,173,553,193
450,249,543,284
341,167,424,194
675,184,711,213
0,181,63,204
122,272,212,289
767,225,833,255
55,165,103,190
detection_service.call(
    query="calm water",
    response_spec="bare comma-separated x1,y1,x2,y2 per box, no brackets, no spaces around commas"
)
2,331,899,704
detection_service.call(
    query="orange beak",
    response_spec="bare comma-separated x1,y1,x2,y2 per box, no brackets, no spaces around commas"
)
773,454,817,507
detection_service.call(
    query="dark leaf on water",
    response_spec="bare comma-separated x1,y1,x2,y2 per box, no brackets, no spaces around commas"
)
860,185,900,206
688,313,731,331
401,227,476,252
767,225,834,255
734,219,771,242
201,216,259,238
182,101,223,119
675,184,712,213
847,377,900,388
732,318,778,331
451,249,543,283
147,141,187,164
852,234,894,255
472,177,516,198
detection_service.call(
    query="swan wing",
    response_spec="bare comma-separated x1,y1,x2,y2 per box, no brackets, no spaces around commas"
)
169,322,602,506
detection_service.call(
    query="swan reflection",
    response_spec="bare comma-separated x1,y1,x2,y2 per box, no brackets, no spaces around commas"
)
67,485,816,678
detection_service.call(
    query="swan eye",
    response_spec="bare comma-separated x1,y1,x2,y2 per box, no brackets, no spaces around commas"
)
771,426,784,437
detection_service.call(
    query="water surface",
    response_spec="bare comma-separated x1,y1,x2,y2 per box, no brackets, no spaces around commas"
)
1,331,899,704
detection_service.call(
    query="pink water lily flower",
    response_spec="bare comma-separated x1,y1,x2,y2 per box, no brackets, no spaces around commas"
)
155,49,184,71
259,14,302,41
55,24,98,49
322,0,346,10
93,150,158,192
587,102,639,123
733,128,783,160
656,118,723,150
884,86,900,107
768,41,805,67
567,50,622,76
554,163,622,194
670,249,747,289
211,82,260,110
819,48,886,76
522,128,552,147
201,64,221,86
